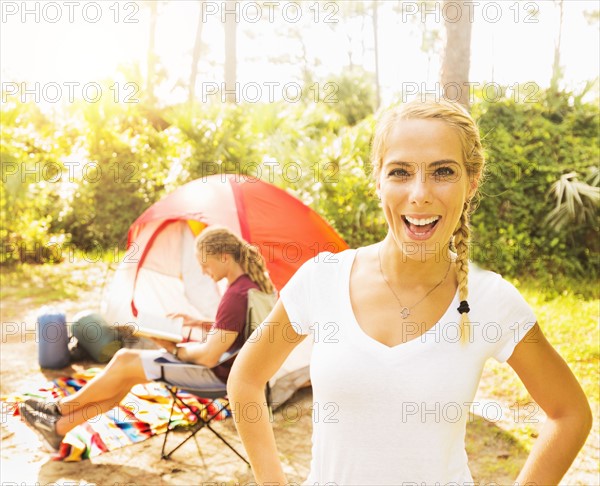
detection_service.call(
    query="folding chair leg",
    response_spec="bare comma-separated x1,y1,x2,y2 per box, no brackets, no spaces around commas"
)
160,386,249,466
161,392,178,459
161,388,208,460
206,422,250,466
162,425,205,460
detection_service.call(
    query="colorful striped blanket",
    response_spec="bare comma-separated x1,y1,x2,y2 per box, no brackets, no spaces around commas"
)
3,368,230,461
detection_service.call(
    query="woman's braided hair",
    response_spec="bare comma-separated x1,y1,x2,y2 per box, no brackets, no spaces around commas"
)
195,225,275,294
371,98,485,343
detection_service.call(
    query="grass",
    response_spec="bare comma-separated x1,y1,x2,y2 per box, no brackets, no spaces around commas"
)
474,274,599,481
0,258,114,319
466,415,530,481
484,275,599,407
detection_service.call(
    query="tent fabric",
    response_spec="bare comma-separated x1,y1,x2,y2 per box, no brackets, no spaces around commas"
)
127,175,347,294
103,175,348,406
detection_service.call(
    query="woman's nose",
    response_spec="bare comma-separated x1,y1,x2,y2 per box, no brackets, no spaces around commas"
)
408,173,432,205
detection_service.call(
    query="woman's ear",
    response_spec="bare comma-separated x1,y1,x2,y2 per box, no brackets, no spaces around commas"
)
468,175,479,200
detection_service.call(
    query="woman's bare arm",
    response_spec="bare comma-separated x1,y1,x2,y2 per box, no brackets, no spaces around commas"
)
167,312,214,342
508,323,593,484
227,300,306,485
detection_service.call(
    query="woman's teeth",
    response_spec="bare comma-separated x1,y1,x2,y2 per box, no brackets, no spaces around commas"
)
402,215,440,236
404,215,440,226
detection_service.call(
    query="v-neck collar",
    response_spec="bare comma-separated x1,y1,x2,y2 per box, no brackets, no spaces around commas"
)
344,248,460,351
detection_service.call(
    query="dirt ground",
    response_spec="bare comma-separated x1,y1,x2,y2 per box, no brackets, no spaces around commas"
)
1,264,597,485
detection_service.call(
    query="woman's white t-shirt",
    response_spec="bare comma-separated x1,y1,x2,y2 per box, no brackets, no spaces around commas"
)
279,249,537,486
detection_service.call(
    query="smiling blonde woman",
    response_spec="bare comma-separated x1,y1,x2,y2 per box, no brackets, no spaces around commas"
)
228,98,592,485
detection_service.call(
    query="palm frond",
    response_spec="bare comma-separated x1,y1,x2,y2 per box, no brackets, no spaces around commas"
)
545,169,600,230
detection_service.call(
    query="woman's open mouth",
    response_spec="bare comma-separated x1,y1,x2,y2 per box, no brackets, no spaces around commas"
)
402,215,441,240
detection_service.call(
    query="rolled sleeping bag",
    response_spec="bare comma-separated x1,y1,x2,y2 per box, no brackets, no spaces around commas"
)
71,311,122,363
37,307,70,369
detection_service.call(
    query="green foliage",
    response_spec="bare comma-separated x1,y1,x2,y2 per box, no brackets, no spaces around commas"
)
166,102,257,182
1,84,185,261
302,116,386,248
2,84,598,283
311,67,377,126
1,257,107,307
56,93,178,250
484,274,599,408
471,87,599,279
545,168,599,231
1,101,74,264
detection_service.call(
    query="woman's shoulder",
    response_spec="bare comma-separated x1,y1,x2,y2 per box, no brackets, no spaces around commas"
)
298,248,357,273
312,248,357,263
288,248,356,286
230,273,258,289
468,261,529,305
468,261,501,283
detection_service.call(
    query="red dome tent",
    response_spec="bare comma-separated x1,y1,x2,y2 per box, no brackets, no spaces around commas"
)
127,174,347,309
103,174,348,404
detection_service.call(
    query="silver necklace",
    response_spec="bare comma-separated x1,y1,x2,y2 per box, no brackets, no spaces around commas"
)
377,244,451,319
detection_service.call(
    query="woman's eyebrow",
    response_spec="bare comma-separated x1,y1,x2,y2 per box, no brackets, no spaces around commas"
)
429,159,460,167
383,159,460,168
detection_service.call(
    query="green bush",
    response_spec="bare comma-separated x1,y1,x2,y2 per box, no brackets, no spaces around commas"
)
281,87,599,279
3,85,597,284
166,99,348,187
57,97,178,250
296,115,385,248
470,88,599,279
1,101,73,264
310,67,377,126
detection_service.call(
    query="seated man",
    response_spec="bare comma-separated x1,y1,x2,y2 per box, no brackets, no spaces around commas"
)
20,226,275,451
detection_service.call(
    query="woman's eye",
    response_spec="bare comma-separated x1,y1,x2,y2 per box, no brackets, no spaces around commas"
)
433,166,455,180
388,168,410,178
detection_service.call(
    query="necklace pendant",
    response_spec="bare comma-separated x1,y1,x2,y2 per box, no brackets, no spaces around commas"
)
400,307,410,319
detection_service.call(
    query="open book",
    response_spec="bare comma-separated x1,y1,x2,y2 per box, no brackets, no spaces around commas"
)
128,311,185,342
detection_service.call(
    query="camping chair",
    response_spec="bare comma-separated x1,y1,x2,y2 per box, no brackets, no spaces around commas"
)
157,289,277,464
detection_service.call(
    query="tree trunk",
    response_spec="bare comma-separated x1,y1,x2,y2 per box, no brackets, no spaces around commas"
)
188,1,205,105
439,0,472,109
146,1,158,105
300,38,311,85
224,0,237,103
345,32,354,70
550,0,564,93
372,0,381,108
